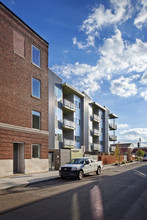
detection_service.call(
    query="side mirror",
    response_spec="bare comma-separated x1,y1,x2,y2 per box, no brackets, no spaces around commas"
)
85,160,89,165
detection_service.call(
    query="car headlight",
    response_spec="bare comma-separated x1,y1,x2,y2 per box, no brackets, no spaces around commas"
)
71,167,78,171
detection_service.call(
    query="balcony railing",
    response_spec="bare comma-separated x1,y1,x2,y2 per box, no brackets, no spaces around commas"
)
93,129,101,136
109,135,117,141
93,114,101,122
63,139,75,148
109,123,117,130
63,99,76,112
93,143,101,151
62,119,75,130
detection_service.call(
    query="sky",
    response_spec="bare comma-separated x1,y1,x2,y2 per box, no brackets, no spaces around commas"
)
1,0,147,147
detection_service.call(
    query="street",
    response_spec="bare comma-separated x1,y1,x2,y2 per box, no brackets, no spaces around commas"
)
0,162,147,220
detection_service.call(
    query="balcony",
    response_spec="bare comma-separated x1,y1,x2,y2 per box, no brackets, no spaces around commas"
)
93,114,101,122
62,119,75,130
109,135,117,141
63,139,75,148
93,143,101,151
109,123,117,130
93,129,101,136
63,99,76,112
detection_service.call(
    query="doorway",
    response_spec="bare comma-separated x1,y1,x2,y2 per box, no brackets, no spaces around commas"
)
13,143,24,174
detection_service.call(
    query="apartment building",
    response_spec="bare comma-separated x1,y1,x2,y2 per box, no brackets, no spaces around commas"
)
48,70,118,169
0,3,49,177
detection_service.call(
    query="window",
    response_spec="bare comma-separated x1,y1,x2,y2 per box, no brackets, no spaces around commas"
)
75,136,80,142
32,78,41,99
32,110,40,129
55,86,62,103
55,107,62,121
32,45,40,67
55,128,63,141
75,100,80,109
75,118,80,125
32,144,40,158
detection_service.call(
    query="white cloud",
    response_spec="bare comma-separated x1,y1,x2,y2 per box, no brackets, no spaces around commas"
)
140,90,147,101
117,124,129,129
73,35,95,49
134,0,147,29
140,72,147,84
110,76,137,97
118,127,147,146
81,0,132,35
52,28,147,96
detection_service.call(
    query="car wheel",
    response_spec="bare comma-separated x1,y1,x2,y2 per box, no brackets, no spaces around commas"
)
96,167,101,175
78,170,83,180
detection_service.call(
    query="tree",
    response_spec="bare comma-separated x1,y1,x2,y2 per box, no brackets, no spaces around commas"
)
114,143,121,163
136,149,145,157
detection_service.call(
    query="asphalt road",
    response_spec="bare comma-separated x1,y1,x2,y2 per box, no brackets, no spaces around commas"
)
0,162,146,220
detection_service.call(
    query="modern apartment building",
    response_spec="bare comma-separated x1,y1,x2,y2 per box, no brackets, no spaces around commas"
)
48,70,118,169
0,3,49,177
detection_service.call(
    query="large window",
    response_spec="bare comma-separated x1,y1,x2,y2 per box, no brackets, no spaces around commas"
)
32,45,40,67
55,86,62,102
55,128,63,141
32,110,40,129
32,78,40,98
32,144,40,158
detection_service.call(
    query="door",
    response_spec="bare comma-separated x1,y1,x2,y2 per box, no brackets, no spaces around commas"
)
49,152,55,171
13,143,18,173
13,143,24,174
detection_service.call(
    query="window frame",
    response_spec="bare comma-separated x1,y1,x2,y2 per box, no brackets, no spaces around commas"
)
32,77,41,99
32,110,41,130
32,144,41,159
32,45,41,67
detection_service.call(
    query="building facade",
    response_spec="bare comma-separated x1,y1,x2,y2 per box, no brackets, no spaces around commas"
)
0,3,49,177
48,70,118,169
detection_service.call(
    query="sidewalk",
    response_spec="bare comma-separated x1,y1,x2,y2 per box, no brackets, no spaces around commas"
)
0,164,116,190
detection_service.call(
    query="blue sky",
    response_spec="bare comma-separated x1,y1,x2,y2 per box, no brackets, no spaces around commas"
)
2,0,147,147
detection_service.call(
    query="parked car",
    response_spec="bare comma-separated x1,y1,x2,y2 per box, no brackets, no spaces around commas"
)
59,157,103,180
142,156,147,161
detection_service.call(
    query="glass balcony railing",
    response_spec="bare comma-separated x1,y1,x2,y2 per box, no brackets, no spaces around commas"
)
93,114,101,122
109,135,117,141
62,119,75,130
63,139,75,148
63,99,76,111
109,123,117,130
93,143,101,151
93,129,101,136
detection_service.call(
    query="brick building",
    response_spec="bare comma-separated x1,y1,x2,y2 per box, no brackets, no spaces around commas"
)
0,2,49,177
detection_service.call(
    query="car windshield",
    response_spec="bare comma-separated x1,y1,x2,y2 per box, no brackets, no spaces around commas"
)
69,159,84,164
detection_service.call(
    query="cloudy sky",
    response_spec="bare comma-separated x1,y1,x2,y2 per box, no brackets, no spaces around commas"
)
2,0,147,147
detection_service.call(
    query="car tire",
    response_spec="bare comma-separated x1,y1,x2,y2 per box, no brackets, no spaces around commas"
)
78,170,83,180
96,167,101,175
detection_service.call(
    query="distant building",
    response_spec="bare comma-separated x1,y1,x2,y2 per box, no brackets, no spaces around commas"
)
0,2,49,177
110,143,135,154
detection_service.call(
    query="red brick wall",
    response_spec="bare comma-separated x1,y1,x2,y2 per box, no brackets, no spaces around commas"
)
0,5,48,130
98,155,124,164
0,4,49,160
0,128,48,159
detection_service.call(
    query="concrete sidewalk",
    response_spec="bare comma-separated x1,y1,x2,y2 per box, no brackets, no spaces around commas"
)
0,164,116,190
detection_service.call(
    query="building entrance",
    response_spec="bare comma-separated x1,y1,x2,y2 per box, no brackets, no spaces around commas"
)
13,143,24,174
